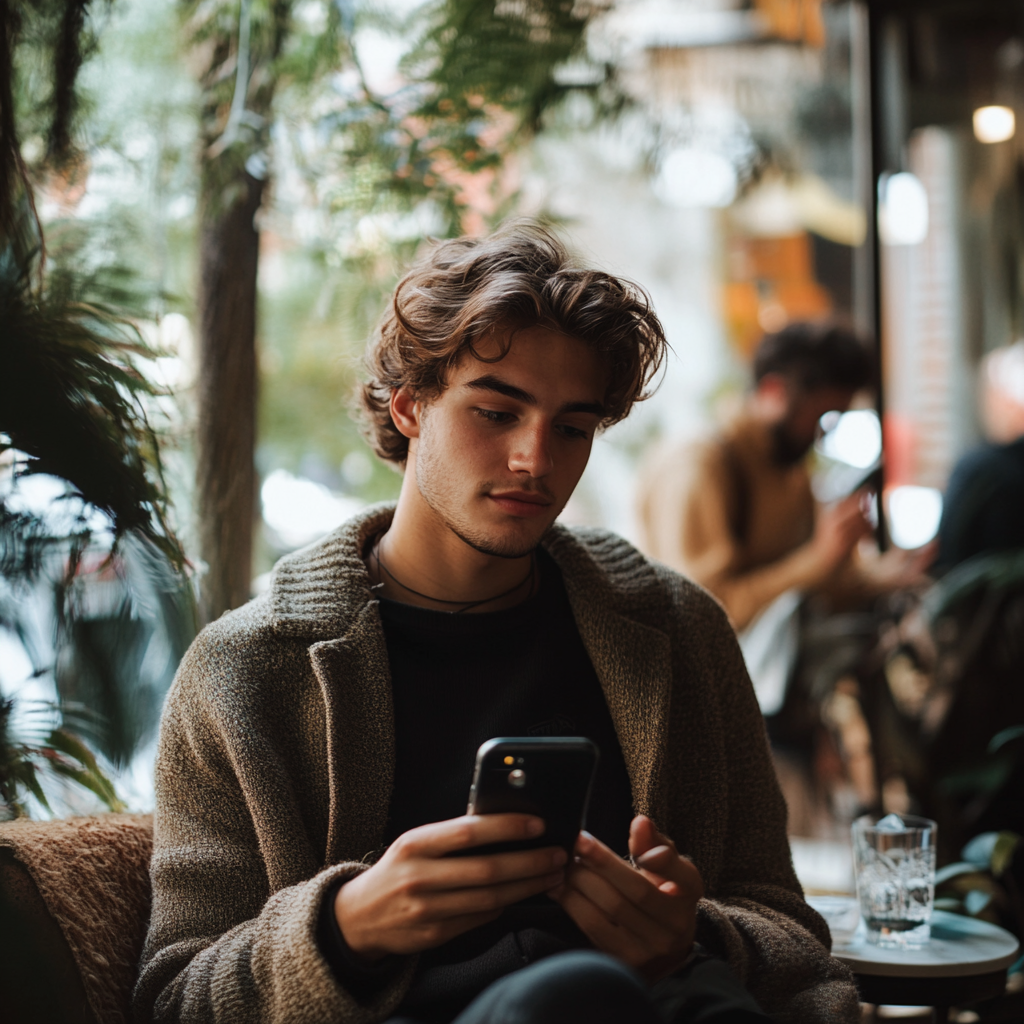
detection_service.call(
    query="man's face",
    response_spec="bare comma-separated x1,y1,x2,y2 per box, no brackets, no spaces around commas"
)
772,382,857,466
404,325,608,558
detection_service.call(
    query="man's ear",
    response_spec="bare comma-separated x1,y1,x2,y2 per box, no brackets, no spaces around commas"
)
754,373,791,420
390,388,421,440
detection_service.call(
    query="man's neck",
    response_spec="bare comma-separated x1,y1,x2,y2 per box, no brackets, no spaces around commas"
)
369,474,537,613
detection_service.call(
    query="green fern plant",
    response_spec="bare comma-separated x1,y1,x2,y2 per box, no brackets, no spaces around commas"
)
0,697,125,820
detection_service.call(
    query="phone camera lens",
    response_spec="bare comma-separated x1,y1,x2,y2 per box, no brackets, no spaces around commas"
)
508,769,526,788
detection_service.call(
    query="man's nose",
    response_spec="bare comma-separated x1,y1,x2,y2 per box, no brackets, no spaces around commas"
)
508,423,554,477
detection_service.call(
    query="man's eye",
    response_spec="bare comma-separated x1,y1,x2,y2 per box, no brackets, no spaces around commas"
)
475,408,514,424
556,424,589,440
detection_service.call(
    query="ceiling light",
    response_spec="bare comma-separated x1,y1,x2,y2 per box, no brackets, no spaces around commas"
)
973,106,1015,144
878,172,929,247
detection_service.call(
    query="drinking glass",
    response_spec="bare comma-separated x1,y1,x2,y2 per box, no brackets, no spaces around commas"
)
852,813,936,948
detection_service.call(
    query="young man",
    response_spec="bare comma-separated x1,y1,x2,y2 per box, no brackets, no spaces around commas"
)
135,226,859,1024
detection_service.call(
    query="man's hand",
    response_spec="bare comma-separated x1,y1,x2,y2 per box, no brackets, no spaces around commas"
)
334,814,566,960
551,815,704,982
809,490,874,583
864,540,937,593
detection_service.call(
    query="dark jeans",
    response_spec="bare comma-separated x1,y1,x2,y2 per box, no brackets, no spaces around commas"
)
386,950,771,1024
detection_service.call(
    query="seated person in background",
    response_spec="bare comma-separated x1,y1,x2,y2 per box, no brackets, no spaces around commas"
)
636,321,932,637
134,226,858,1024
936,340,1024,571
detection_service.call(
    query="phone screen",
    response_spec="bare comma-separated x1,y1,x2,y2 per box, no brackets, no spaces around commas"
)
458,737,598,856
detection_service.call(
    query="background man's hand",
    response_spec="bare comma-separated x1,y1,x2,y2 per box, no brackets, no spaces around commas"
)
551,815,704,982
809,490,874,582
334,814,566,960
864,540,937,592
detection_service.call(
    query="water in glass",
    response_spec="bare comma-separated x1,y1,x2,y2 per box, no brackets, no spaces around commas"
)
853,813,936,948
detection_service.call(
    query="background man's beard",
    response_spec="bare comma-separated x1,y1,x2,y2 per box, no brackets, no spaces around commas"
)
415,448,545,559
770,422,813,467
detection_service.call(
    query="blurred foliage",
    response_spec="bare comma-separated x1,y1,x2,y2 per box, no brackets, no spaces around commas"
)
0,235,182,568
54,536,197,768
0,697,125,820
408,0,614,149
3,0,184,564
857,548,1024,879
257,245,409,504
1,0,196,816
0,0,104,232
935,830,1023,937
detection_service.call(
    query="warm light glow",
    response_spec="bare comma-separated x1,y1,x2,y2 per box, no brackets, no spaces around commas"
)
973,105,1016,144
504,756,514,765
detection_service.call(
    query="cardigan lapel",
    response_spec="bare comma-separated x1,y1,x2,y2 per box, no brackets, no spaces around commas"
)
571,595,673,823
309,602,396,866
545,532,674,826
270,504,399,867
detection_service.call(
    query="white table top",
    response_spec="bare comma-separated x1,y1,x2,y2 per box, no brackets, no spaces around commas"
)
830,910,1020,978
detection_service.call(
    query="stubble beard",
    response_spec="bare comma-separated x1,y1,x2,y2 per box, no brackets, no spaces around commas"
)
770,421,814,467
414,438,551,560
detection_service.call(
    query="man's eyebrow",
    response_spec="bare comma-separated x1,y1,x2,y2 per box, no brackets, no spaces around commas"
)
463,375,604,417
561,400,605,417
464,375,535,404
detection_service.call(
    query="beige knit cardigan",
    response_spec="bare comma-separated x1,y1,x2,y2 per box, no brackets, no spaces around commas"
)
134,504,859,1024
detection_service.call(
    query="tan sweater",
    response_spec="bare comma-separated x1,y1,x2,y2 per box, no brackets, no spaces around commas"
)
637,415,870,631
134,503,858,1024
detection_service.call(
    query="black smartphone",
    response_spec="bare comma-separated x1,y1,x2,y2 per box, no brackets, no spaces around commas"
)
459,736,599,857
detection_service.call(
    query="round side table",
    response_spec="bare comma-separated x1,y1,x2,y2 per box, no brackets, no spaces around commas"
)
829,909,1020,1021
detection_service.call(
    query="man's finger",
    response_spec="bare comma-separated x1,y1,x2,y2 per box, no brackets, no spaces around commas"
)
635,844,704,901
628,815,675,862
566,863,675,949
420,845,567,891
396,814,544,858
574,831,675,921
555,883,641,964
426,869,566,918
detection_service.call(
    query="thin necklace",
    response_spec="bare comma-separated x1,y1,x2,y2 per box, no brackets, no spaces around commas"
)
373,540,536,613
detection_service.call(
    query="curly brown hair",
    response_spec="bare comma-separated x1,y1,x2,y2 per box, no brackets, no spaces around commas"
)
360,222,669,464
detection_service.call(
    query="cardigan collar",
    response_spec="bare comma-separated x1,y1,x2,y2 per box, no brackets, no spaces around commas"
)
267,501,669,639
267,501,395,639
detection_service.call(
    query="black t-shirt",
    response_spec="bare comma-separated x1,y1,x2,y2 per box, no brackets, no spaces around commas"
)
380,547,634,855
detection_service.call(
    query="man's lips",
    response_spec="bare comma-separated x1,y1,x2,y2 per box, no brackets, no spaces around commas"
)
487,492,554,518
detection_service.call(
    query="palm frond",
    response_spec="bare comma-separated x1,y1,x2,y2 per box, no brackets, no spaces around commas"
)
0,697,126,818
0,250,184,569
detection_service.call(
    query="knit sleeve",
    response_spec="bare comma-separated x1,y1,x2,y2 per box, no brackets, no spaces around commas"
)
317,878,407,998
132,632,416,1024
